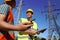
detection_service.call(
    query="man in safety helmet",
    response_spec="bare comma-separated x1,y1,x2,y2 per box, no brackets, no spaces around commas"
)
0,0,33,40
17,9,44,40
18,8,46,40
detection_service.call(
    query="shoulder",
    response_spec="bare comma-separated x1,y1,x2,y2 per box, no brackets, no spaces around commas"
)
20,18,28,22
33,21,37,24
0,4,9,11
32,21,37,27
0,4,10,16
0,4,9,7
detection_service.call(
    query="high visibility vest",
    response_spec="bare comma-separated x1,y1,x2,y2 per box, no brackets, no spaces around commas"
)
17,18,37,40
0,4,14,40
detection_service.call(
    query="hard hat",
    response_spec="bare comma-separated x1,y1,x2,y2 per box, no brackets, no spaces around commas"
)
4,0,16,3
26,9,33,14
4,0,11,2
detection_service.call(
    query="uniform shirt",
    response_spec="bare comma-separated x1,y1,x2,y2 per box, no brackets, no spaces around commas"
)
0,4,9,16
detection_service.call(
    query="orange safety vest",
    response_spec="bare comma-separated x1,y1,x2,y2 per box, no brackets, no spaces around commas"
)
0,7,14,40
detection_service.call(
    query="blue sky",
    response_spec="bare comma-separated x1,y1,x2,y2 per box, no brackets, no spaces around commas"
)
0,0,60,38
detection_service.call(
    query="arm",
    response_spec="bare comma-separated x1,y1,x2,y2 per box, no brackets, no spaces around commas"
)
0,4,32,31
20,28,46,35
19,29,37,35
0,14,17,30
0,14,32,31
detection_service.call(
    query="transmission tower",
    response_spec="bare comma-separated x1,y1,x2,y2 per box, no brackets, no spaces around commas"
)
41,0,60,40
14,0,23,40
47,0,60,40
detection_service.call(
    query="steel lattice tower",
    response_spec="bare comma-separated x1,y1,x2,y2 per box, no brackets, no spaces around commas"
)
14,0,23,40
47,0,60,40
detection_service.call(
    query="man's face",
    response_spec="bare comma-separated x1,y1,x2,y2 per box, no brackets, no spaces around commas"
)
26,12,33,18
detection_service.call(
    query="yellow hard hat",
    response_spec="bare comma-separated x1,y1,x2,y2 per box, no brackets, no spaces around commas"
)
26,9,33,13
4,0,16,3
4,0,11,2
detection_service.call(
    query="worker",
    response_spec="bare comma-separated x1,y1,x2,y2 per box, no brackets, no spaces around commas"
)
17,9,38,40
0,0,32,40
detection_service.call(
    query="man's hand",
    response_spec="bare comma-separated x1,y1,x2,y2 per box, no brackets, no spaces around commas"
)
16,22,33,31
29,28,46,35
19,29,37,35
29,30,37,35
